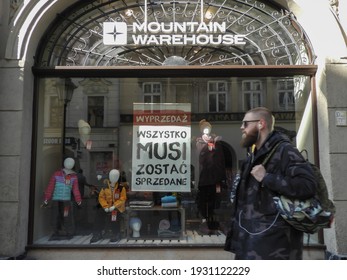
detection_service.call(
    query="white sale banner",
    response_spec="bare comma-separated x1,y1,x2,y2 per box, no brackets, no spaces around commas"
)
132,103,191,192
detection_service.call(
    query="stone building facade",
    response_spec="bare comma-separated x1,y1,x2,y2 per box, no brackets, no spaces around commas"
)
0,0,346,259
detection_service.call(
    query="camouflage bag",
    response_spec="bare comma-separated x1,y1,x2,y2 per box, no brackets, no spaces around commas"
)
265,145,336,234
273,195,334,234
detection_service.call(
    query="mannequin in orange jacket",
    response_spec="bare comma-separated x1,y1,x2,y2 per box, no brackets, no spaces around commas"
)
90,169,127,243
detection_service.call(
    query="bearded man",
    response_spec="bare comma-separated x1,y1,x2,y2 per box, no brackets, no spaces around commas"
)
224,107,317,260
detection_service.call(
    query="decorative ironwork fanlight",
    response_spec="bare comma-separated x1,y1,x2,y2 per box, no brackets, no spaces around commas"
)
36,0,314,67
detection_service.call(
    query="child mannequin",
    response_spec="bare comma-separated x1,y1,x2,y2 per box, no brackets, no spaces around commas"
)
42,157,82,240
90,169,127,243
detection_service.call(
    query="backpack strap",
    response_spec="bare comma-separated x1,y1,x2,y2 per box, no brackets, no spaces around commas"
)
262,141,283,166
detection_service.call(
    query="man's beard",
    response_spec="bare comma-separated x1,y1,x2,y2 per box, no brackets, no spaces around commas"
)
240,128,259,148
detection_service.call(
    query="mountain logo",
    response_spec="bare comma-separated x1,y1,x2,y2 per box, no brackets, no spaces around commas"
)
103,22,127,45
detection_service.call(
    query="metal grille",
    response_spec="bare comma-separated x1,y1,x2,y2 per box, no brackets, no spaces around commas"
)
36,0,315,67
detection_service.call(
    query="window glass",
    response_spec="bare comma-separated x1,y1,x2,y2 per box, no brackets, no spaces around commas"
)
48,96,63,128
242,80,263,110
277,79,295,111
143,82,162,103
33,76,316,246
208,94,217,112
218,93,226,112
88,96,104,127
208,81,227,112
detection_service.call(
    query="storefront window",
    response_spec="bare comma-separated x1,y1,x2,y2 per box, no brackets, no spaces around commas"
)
32,75,315,246
31,0,318,248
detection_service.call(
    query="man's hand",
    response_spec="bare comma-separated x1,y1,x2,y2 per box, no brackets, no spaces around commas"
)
251,164,267,182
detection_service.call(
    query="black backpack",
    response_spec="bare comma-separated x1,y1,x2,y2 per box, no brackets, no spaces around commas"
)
308,162,335,214
300,149,336,214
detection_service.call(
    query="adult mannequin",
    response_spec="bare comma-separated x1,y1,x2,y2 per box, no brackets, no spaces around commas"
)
42,157,82,240
129,217,142,238
196,119,226,233
90,169,127,243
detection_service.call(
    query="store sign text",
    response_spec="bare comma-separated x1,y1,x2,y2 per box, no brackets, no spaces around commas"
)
131,103,191,192
103,21,246,46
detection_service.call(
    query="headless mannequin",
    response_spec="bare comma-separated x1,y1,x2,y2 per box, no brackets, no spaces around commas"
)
130,217,142,238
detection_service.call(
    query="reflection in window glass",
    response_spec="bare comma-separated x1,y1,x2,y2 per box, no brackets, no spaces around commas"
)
209,94,217,111
49,96,62,128
242,80,263,110
277,79,295,111
88,96,104,127
208,81,227,112
143,82,162,103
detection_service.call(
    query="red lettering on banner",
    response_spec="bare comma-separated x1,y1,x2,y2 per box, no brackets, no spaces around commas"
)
133,110,191,126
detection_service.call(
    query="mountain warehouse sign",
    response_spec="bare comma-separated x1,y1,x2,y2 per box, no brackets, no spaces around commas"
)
103,21,246,46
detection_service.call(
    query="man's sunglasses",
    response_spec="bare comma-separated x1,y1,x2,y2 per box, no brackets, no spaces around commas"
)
241,120,260,128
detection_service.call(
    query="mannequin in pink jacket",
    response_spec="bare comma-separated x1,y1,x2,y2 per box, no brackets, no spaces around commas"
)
42,157,82,240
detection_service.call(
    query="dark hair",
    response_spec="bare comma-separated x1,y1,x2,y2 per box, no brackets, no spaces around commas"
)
247,107,274,130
